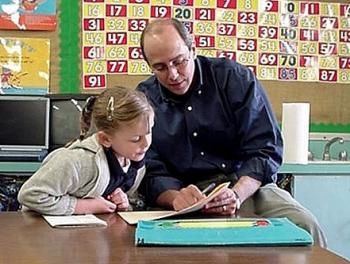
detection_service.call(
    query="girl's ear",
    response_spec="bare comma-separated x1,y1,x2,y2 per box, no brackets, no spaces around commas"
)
97,131,112,148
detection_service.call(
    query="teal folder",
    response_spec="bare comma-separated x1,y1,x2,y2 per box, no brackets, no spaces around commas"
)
135,218,313,246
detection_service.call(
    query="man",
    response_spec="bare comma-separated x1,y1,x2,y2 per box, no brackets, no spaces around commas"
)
137,18,326,247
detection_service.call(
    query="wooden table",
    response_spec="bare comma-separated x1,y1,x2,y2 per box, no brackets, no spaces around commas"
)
0,212,348,264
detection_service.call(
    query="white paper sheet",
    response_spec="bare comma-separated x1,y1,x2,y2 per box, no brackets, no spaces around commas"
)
43,214,107,228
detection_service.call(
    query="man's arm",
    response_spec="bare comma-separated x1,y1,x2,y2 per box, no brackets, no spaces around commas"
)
201,62,280,215
156,190,179,209
231,176,261,204
139,142,184,206
222,63,283,185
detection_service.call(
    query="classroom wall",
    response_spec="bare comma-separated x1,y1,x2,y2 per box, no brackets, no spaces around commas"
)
0,0,349,130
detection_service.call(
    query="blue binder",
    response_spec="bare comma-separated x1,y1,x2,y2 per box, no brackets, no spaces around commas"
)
135,217,313,246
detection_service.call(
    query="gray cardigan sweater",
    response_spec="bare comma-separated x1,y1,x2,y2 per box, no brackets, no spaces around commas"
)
17,134,145,215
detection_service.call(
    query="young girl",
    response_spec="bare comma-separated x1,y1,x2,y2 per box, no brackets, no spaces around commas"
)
18,86,154,215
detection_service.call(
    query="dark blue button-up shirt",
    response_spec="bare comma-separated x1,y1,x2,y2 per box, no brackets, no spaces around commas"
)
137,56,283,205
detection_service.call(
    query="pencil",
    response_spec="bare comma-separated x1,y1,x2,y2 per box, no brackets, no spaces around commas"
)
201,183,216,195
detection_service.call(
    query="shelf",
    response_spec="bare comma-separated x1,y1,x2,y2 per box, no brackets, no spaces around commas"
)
279,162,350,175
0,162,41,173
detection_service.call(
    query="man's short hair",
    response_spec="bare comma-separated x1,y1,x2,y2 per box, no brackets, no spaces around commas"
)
140,18,193,64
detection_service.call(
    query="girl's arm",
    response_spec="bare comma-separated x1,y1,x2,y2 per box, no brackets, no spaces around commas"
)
18,150,101,215
74,197,116,214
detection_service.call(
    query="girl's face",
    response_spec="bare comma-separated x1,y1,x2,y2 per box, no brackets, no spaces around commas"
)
100,113,154,162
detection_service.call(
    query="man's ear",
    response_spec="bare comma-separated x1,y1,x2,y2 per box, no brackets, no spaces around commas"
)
97,131,112,148
191,45,196,59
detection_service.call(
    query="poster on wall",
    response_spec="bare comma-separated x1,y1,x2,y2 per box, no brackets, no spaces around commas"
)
81,0,350,90
0,37,50,95
0,0,57,30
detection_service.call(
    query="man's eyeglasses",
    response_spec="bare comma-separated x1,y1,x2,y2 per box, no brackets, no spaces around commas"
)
152,56,190,75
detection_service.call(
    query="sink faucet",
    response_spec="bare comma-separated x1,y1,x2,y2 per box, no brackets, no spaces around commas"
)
322,137,344,161
339,150,348,161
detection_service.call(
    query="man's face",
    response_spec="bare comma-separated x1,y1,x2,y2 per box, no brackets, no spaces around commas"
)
143,25,196,95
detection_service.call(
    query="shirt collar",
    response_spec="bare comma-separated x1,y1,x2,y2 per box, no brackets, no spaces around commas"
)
196,56,204,86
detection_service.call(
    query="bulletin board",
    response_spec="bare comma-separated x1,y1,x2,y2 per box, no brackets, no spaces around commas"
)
0,0,349,132
0,0,79,95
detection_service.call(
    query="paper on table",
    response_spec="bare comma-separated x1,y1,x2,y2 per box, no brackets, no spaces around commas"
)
118,211,176,225
43,214,107,228
118,182,230,225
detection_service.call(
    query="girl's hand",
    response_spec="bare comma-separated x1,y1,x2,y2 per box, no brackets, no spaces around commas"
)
107,188,129,211
75,196,116,214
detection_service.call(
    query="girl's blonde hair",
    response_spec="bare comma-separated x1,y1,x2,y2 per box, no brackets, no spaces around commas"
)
79,86,153,140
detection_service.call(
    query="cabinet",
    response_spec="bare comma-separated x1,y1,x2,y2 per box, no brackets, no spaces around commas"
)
0,162,40,211
292,174,350,261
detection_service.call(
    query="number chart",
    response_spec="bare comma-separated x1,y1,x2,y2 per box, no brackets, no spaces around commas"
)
82,0,350,89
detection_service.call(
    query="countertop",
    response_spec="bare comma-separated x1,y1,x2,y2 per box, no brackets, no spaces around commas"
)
1,161,349,175
279,162,350,174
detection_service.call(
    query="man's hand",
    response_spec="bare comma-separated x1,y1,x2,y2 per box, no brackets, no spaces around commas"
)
75,197,116,214
202,175,261,216
172,185,205,211
202,188,239,216
107,188,130,211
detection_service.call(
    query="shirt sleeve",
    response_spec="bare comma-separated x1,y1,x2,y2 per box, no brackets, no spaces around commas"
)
17,151,81,215
137,80,184,206
223,64,283,184
139,143,183,206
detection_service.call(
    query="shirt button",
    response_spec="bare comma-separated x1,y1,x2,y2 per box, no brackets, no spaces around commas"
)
193,132,198,137
198,90,202,95
187,106,193,111
221,163,226,168
200,152,204,156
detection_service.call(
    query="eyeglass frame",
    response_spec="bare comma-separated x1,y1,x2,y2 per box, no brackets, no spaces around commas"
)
150,51,192,76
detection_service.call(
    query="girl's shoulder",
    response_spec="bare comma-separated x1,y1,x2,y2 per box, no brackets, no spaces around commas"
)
43,145,99,168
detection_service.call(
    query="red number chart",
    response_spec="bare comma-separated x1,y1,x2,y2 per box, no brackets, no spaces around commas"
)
82,0,350,89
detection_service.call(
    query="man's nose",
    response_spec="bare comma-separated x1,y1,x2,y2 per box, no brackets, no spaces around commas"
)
168,65,179,80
